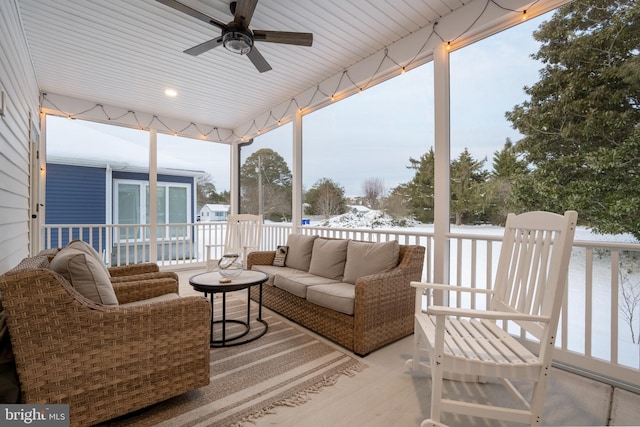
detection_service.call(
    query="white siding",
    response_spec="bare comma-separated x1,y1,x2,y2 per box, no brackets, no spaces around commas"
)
0,0,40,273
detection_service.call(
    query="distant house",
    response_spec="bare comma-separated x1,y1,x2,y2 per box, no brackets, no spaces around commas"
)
199,204,229,222
45,118,205,263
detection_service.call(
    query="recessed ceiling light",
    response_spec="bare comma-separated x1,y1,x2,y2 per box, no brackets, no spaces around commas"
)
165,89,178,97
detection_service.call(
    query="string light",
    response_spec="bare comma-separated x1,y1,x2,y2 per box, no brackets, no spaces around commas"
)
43,1,534,142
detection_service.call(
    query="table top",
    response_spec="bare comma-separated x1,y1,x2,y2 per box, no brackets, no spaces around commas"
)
189,270,269,293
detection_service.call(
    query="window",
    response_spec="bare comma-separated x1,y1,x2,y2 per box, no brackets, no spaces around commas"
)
115,179,191,241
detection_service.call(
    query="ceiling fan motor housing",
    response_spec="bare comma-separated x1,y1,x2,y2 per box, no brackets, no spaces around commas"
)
222,25,254,55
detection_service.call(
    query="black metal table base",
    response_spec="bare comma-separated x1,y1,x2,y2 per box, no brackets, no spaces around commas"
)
208,284,268,347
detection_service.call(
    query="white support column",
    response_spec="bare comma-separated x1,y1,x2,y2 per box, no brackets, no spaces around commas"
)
230,140,240,215
291,111,303,233
148,129,158,263
433,42,451,302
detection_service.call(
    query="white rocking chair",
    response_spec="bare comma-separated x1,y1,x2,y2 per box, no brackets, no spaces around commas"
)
407,210,578,427
206,214,263,271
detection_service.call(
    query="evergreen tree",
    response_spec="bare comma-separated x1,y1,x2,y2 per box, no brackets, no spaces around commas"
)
450,149,488,225
486,139,529,224
506,0,640,238
403,148,436,223
491,138,528,178
305,178,347,218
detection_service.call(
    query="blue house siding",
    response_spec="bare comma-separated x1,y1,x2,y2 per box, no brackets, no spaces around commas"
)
45,163,106,249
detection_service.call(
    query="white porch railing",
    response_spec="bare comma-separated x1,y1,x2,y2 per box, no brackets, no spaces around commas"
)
42,222,640,390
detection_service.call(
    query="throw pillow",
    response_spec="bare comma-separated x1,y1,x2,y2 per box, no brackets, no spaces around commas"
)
308,238,348,280
272,245,289,267
49,247,118,305
66,240,110,277
284,234,318,271
343,240,400,284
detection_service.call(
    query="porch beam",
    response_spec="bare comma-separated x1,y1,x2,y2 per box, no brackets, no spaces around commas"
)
40,92,235,143
232,0,570,141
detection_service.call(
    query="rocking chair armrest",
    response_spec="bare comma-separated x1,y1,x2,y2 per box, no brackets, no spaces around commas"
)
411,281,495,295
426,305,551,323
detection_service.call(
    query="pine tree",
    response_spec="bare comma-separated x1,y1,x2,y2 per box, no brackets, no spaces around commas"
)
506,0,640,238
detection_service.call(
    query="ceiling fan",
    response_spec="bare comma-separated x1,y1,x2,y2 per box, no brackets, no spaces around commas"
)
156,0,313,72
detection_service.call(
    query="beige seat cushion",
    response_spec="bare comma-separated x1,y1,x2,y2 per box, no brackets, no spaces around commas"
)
120,293,180,307
308,238,348,280
284,234,318,271
306,283,355,315
273,273,340,299
343,240,400,284
49,247,118,305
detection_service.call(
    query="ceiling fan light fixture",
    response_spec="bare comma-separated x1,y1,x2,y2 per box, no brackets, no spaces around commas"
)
222,28,253,55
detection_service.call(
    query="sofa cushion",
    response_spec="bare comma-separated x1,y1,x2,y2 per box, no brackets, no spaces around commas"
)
252,264,306,279
343,240,400,284
49,247,119,305
284,234,318,271
66,240,110,277
308,238,348,280
273,273,341,299
306,283,355,315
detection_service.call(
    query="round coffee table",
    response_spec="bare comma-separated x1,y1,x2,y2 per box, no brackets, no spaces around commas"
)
189,270,269,347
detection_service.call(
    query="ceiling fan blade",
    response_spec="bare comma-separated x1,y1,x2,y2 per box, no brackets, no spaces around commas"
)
184,37,223,56
247,47,272,73
155,0,226,30
232,0,258,27
253,30,313,46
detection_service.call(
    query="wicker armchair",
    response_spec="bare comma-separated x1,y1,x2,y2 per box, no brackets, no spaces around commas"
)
108,262,180,284
0,268,211,427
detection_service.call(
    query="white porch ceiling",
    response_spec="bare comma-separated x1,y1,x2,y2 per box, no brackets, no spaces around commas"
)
17,0,566,141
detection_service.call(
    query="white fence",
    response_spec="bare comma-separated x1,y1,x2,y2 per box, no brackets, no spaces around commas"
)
42,222,640,390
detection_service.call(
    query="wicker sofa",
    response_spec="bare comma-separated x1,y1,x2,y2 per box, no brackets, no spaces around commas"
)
247,235,425,356
0,247,211,426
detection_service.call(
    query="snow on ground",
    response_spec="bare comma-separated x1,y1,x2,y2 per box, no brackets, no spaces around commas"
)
315,209,639,244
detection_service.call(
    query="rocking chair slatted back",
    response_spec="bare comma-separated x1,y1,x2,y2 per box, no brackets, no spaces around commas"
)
224,214,263,263
492,211,574,341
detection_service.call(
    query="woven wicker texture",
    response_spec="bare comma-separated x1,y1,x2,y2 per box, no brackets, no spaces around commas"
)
0,268,211,427
248,244,425,356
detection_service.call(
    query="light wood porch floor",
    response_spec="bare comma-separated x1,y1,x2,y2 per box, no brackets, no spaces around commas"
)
177,269,640,427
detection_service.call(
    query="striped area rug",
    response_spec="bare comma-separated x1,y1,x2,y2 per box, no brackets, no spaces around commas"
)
102,296,366,427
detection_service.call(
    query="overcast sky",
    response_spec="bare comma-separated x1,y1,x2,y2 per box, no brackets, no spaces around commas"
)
48,13,548,196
